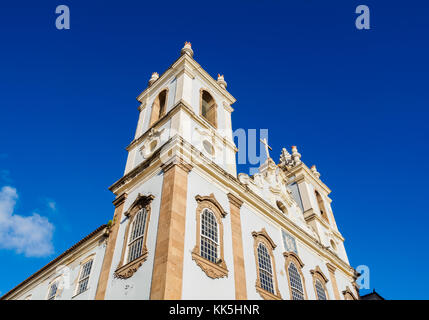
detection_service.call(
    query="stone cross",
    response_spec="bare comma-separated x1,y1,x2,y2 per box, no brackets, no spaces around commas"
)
260,138,272,160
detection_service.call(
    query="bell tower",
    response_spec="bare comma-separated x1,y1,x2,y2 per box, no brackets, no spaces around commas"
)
279,146,349,264
123,42,238,177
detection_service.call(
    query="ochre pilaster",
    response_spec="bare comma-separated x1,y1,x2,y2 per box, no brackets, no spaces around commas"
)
95,193,127,300
227,193,247,300
150,158,192,299
326,263,341,300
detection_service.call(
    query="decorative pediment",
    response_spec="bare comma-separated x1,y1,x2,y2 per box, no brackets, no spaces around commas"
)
310,265,329,283
252,228,276,250
283,251,305,268
124,194,155,217
342,286,358,300
195,194,227,217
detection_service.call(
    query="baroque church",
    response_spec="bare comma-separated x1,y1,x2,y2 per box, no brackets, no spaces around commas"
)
1,43,359,300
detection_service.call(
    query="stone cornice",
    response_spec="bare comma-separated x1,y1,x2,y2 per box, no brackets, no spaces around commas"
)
288,164,331,195
161,156,193,174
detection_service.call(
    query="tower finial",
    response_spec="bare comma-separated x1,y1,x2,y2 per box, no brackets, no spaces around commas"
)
148,72,159,86
181,41,194,57
291,146,302,165
311,165,321,178
217,74,227,89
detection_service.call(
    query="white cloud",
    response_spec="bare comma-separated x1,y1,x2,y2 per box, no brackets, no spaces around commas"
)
47,200,57,212
0,186,54,257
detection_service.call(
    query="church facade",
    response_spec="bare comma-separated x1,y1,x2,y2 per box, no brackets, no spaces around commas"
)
1,43,359,300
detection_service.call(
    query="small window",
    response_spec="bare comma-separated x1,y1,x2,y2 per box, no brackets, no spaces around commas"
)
200,90,217,128
288,262,305,300
315,279,327,300
127,208,148,263
257,243,274,294
315,191,329,223
47,280,59,300
76,259,93,295
149,89,168,126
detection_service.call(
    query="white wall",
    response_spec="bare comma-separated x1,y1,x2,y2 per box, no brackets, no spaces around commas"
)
104,170,164,300
13,239,106,300
182,170,236,299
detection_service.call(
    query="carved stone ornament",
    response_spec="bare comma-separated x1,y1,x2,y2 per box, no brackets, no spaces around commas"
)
114,249,148,279
191,250,228,279
192,194,228,279
113,193,154,279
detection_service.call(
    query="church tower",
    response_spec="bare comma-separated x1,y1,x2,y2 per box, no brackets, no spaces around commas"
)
93,43,358,300
123,42,237,178
1,43,359,301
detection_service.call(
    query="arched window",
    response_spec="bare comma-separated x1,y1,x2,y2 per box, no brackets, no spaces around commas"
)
192,194,228,278
200,90,217,128
284,251,307,300
47,280,59,300
149,89,168,126
315,279,327,300
127,208,148,263
342,286,357,300
257,243,274,294
288,262,305,300
200,209,219,263
315,191,329,223
252,229,282,300
76,258,94,295
114,194,154,279
310,265,329,300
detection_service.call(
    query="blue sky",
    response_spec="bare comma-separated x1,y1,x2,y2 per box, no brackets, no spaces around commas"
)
1,0,428,299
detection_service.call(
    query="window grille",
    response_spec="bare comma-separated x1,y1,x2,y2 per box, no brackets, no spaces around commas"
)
257,243,274,294
76,259,93,295
200,209,218,263
288,262,305,300
315,279,327,300
127,208,147,263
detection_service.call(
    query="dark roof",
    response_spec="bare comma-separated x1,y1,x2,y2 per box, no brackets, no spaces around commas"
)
360,289,385,300
0,224,107,300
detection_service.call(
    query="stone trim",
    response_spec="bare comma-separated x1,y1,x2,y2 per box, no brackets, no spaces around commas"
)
284,251,308,300
252,229,282,300
227,193,243,209
113,194,154,279
161,156,193,174
227,193,247,300
326,262,341,300
310,265,330,300
199,88,218,129
149,88,169,127
192,194,228,279
150,161,191,299
342,286,358,300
